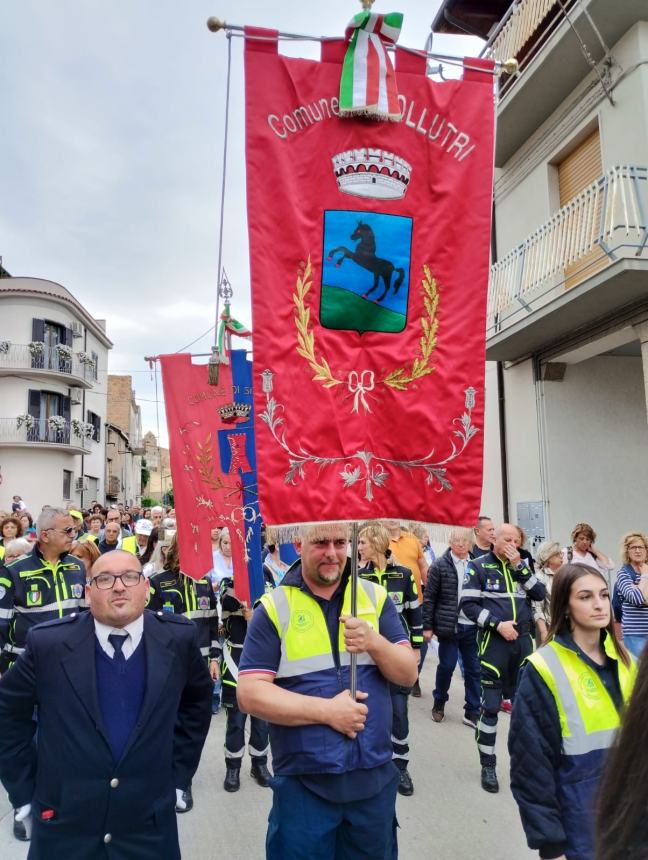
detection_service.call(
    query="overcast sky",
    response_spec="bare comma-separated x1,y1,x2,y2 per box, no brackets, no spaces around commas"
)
1,1,483,445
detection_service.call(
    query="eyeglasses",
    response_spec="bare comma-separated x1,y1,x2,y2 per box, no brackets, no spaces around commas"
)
43,527,76,537
629,545,646,551
90,571,144,590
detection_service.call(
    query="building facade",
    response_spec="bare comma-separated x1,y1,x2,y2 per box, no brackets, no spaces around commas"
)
141,430,171,503
434,0,648,558
0,273,112,512
106,375,144,507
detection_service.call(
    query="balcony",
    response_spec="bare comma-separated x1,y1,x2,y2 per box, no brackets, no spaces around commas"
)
487,165,648,360
0,417,92,454
0,343,95,388
483,0,647,165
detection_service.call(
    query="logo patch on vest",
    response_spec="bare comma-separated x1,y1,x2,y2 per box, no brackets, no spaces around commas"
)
578,672,601,701
27,589,42,607
292,609,314,632
71,584,83,599
198,596,210,610
390,591,403,605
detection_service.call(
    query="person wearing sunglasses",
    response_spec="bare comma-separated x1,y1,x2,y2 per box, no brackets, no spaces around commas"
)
0,549,212,859
0,506,87,842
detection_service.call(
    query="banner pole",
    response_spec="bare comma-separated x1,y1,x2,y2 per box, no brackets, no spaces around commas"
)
206,17,518,76
349,520,359,699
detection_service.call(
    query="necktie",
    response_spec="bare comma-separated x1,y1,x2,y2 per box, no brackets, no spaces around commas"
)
108,633,128,667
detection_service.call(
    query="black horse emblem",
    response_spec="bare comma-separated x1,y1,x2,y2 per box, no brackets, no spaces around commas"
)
327,221,405,304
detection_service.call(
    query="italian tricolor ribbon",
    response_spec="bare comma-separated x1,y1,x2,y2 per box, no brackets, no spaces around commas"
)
339,11,403,120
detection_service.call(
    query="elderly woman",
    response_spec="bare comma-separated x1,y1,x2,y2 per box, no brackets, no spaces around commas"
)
614,531,648,660
562,523,614,579
3,538,32,564
533,541,563,645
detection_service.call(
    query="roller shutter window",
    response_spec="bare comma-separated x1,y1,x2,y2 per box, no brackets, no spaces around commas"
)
558,128,607,289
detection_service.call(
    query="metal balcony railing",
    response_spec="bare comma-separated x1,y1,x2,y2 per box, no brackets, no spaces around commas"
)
488,165,648,335
0,417,92,451
0,343,95,382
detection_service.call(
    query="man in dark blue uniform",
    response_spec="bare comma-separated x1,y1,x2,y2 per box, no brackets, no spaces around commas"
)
460,523,546,794
0,549,212,859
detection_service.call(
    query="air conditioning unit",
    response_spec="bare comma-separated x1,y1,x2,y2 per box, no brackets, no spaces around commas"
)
70,387,82,404
75,477,89,492
71,321,84,338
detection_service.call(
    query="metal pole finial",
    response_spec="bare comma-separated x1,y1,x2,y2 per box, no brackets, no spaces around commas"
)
207,16,226,32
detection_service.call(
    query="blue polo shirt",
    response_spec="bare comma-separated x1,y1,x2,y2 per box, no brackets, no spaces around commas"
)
240,566,408,801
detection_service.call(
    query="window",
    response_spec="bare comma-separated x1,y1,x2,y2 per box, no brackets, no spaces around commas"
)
86,410,101,442
91,351,98,381
63,470,72,500
30,319,73,372
27,389,71,442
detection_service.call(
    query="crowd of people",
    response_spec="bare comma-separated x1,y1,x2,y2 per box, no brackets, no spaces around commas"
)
0,499,646,858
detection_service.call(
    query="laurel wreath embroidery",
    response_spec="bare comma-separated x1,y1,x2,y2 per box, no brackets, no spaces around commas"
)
195,434,225,491
294,258,343,389
293,256,439,395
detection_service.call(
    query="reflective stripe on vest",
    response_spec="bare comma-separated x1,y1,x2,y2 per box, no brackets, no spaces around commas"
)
527,638,636,756
260,578,387,679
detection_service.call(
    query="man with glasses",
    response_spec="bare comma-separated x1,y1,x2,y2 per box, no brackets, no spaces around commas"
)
0,549,212,859
0,506,86,841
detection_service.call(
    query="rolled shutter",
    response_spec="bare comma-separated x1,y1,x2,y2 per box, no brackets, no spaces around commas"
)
61,395,71,422
64,327,73,347
558,129,606,289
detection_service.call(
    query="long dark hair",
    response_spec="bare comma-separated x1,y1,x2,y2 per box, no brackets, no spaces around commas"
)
597,660,647,859
140,527,160,565
545,564,630,668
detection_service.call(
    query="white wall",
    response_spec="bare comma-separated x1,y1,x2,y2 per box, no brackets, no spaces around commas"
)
542,355,648,560
480,361,504,523
0,448,81,514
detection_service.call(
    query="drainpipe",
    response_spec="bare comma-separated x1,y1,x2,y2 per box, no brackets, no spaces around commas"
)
491,203,510,522
80,326,87,510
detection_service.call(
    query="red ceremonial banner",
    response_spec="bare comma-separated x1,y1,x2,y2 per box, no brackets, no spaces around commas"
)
159,354,250,600
245,31,494,526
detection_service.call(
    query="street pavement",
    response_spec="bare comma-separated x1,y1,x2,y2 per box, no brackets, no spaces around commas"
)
0,653,535,859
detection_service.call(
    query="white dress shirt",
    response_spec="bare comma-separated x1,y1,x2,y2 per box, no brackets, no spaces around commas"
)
94,615,144,660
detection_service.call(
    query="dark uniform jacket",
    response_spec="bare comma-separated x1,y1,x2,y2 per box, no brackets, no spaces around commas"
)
219,576,248,707
359,560,423,649
423,547,472,639
0,545,85,671
148,569,219,661
509,634,624,860
459,550,545,632
0,609,213,860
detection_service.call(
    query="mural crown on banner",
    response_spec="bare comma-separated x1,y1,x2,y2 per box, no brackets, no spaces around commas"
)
332,148,412,200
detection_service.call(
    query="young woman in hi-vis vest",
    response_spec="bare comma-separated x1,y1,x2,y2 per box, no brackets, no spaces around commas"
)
508,564,635,860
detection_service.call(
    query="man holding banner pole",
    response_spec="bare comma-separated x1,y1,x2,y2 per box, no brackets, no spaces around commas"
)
237,522,418,859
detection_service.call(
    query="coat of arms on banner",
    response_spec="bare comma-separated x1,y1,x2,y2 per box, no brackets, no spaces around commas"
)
321,209,412,334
